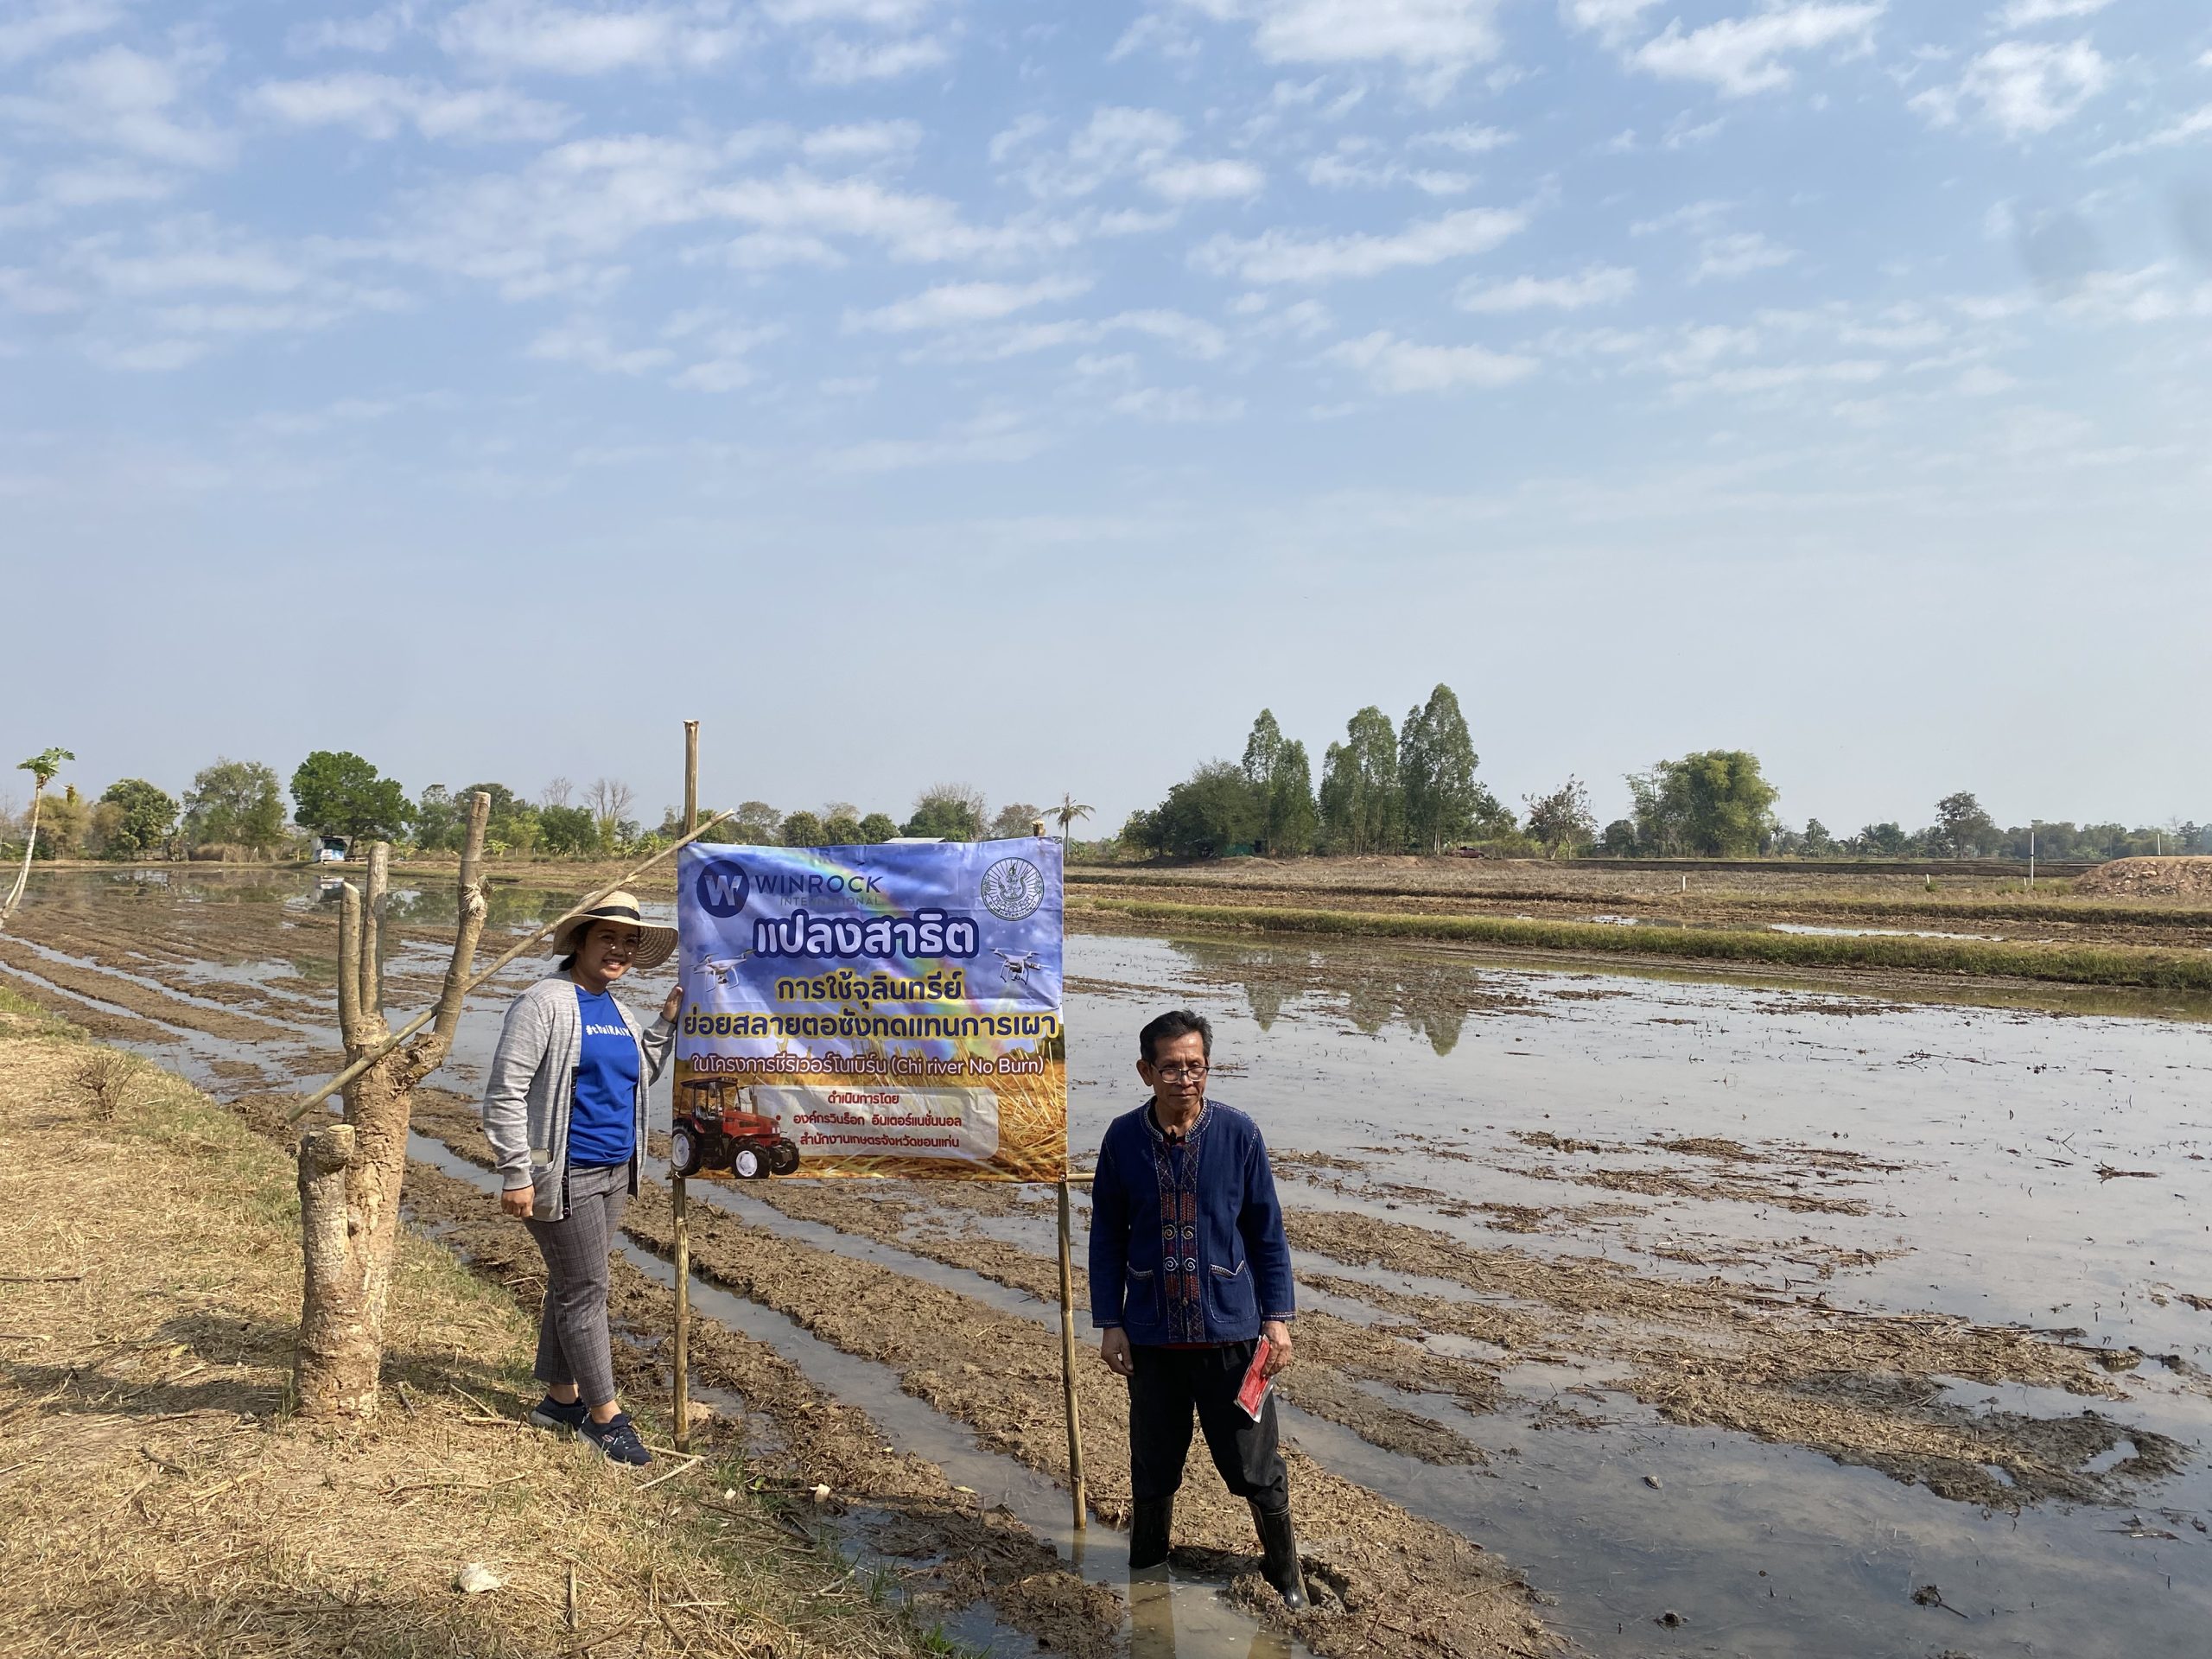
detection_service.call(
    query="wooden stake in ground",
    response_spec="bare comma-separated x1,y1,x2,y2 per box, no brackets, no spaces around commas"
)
296,792,492,1418
672,718,698,1454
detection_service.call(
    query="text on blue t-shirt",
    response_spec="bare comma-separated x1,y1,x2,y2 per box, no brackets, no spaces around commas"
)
569,984,639,1166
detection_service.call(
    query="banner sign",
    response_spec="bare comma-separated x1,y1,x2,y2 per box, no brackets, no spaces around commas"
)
672,838,1066,1183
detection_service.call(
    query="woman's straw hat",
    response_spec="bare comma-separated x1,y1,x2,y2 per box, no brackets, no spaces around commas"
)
550,891,677,971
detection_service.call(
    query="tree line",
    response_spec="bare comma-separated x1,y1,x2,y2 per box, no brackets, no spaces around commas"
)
2,749,1087,863
1116,701,2209,862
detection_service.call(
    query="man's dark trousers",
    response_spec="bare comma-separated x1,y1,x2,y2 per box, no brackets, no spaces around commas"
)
1128,1339,1288,1505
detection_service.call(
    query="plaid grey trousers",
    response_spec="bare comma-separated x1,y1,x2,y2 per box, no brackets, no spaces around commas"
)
520,1159,629,1409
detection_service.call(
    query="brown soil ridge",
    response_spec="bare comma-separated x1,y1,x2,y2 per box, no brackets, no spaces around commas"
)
2075,856,2212,899
397,1096,1561,1656
0,936,308,1047
397,1160,1126,1656
1289,1208,2190,1508
0,965,181,1045
617,1187,1563,1657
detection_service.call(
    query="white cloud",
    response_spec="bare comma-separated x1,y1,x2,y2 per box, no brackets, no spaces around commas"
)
1912,38,2110,137
2094,104,2212,162
1326,329,1538,392
1193,203,1526,283
1177,0,1507,75
1632,3,1883,97
1993,0,2110,25
847,275,1091,332
1306,143,1471,194
1694,229,1796,280
821,411,1048,472
906,307,1230,365
1,46,234,168
288,8,416,55
438,2,745,75
1458,264,1637,312
527,318,675,373
1414,124,1512,155
802,120,921,162
805,34,950,84
87,336,210,372
764,0,940,22
1109,385,1244,421
1558,0,1658,45
1146,157,1266,200
246,74,573,143
0,0,120,66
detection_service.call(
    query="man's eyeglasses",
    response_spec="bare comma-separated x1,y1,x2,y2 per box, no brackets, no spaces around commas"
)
1150,1061,1208,1080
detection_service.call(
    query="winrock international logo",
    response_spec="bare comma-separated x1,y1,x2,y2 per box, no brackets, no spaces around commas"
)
694,861,750,918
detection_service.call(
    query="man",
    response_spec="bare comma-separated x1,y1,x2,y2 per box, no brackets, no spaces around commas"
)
1088,1008,1305,1608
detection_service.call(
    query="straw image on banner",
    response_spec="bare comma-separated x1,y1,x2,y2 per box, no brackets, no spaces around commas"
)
671,838,1067,1182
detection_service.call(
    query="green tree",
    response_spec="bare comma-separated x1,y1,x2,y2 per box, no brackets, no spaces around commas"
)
905,783,986,841
1318,706,1401,855
858,812,898,843
1932,791,1999,858
1267,739,1319,855
1599,817,1637,855
1150,762,1261,858
823,810,864,843
410,785,460,852
97,779,179,859
1522,776,1596,857
1801,818,1834,856
291,751,408,842
458,782,537,855
989,802,1044,839
1626,751,1778,856
3,747,73,920
1052,792,1095,842
1240,709,1316,855
1120,807,1160,855
1854,821,1911,856
181,759,288,854
36,785,91,860
1399,684,1483,854
538,804,597,855
782,810,827,846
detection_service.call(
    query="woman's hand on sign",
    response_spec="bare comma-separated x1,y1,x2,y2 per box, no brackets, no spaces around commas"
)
501,1184,535,1219
661,985,683,1023
1261,1320,1294,1377
1100,1328,1135,1378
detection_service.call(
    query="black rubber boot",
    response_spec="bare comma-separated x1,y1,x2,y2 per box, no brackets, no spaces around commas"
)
1249,1499,1307,1609
1128,1495,1174,1571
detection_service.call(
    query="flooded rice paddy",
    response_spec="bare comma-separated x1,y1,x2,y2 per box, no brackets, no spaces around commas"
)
4,868,2209,1659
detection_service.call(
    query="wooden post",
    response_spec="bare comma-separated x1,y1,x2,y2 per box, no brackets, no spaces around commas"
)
1057,1177,1086,1531
672,720,699,1454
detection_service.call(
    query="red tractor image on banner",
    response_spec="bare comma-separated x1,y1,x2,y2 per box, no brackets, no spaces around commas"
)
671,1077,802,1179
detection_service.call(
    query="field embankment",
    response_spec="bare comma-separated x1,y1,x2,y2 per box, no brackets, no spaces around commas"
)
1073,894,2212,990
0,996,993,1659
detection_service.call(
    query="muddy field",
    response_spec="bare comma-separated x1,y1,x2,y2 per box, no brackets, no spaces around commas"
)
4,868,2209,1659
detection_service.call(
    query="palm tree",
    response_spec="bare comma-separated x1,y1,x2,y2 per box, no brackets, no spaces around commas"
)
1052,792,1094,842
2,747,74,926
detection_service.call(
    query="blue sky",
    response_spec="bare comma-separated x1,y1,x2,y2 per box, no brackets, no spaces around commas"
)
4,0,2209,836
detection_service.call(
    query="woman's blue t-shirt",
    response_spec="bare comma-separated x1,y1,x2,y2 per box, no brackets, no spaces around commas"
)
569,984,639,1166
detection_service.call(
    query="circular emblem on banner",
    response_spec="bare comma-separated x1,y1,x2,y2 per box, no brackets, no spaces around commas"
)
980,856,1045,921
693,860,750,918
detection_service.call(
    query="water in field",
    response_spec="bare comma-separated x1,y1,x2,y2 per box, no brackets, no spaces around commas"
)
7,868,2209,1658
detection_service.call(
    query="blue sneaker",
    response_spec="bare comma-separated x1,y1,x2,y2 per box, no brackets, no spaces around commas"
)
529,1395,588,1434
581,1411,653,1466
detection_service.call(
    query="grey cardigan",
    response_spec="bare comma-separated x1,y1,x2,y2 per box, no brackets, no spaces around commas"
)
481,975,675,1222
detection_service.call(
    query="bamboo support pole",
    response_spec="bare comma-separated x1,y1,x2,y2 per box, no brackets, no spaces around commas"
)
672,719,699,1455
283,810,736,1123
1057,1178,1086,1531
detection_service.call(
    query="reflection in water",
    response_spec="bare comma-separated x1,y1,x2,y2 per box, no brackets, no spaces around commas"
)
1171,939,1517,1057
1129,1573,1291,1659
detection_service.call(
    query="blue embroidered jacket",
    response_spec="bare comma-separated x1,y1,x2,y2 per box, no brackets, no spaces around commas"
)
1087,1098,1296,1346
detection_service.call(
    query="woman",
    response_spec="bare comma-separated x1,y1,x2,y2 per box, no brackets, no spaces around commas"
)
482,890,681,1466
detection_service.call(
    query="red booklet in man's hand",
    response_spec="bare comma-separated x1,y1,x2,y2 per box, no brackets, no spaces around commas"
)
1236,1337,1274,1420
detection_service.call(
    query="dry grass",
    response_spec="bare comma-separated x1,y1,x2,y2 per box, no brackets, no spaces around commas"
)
0,1006,973,1659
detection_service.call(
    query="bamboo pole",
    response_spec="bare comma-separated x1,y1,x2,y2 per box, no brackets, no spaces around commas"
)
672,719,699,1454
1057,1178,1086,1532
282,810,736,1123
